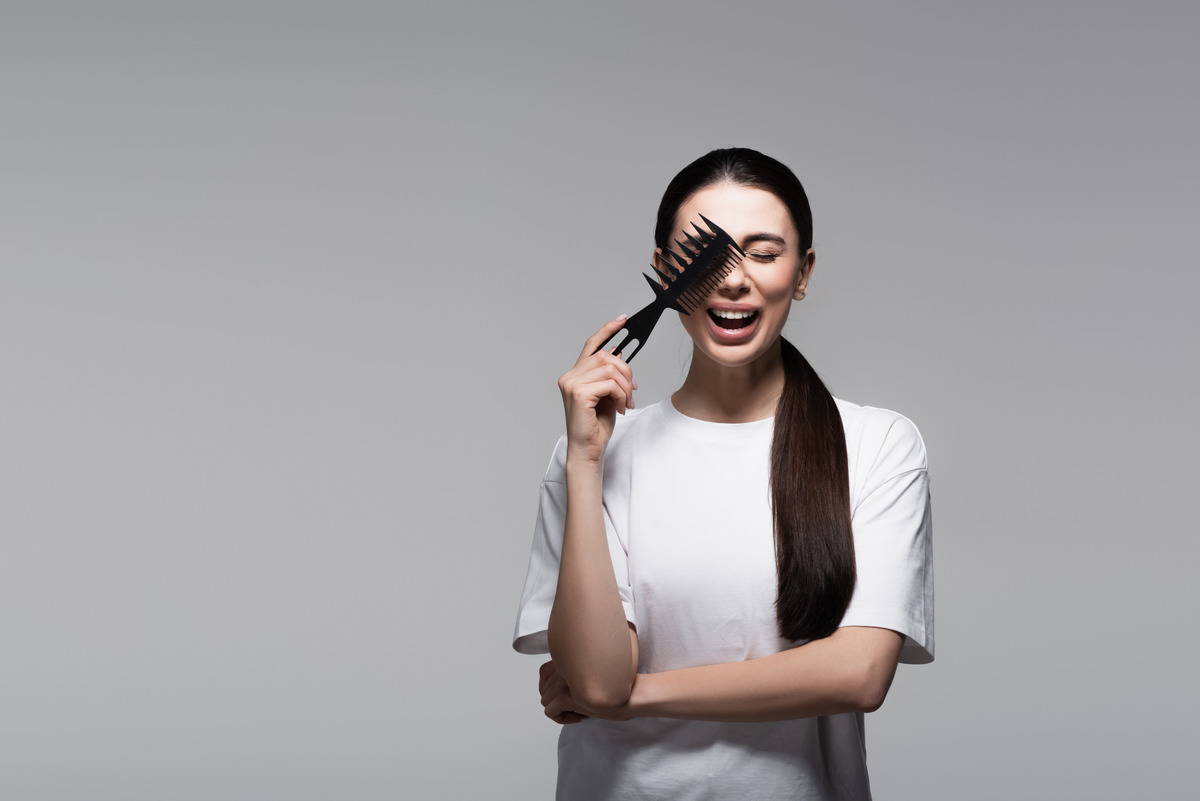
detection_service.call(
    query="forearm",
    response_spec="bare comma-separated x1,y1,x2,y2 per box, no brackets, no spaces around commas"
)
627,627,903,722
547,456,636,710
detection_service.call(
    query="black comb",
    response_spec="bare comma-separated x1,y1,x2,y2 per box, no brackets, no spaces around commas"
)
595,214,746,362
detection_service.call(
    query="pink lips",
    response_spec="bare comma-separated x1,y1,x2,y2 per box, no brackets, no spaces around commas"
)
706,306,760,344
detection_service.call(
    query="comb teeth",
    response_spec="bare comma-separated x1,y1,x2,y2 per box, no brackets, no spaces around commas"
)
645,216,747,315
665,247,690,271
674,238,698,259
675,246,741,313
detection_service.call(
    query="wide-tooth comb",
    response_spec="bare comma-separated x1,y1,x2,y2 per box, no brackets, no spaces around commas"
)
595,214,746,362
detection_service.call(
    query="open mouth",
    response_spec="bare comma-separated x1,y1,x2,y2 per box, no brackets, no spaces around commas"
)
707,309,759,330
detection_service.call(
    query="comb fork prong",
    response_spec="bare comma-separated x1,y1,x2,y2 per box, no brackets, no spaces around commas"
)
594,329,634,358
593,301,665,363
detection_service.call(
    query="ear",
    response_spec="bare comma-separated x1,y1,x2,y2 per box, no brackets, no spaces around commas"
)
651,248,670,289
793,249,816,301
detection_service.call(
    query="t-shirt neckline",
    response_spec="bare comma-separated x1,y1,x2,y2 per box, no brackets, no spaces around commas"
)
657,395,776,440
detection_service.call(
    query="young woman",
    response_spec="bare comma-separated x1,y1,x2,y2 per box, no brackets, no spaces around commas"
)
513,148,934,800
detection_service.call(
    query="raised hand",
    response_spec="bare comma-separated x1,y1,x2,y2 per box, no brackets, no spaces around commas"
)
557,315,638,466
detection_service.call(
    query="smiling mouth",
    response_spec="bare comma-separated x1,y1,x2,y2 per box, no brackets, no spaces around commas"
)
708,309,759,330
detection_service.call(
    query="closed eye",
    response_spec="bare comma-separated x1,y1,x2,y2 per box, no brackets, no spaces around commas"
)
748,252,780,263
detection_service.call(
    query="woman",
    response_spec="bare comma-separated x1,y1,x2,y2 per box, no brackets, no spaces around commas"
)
513,148,933,800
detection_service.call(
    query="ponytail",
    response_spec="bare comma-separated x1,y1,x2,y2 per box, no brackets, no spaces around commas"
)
770,338,855,642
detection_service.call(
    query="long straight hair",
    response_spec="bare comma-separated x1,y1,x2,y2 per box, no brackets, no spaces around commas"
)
655,148,855,642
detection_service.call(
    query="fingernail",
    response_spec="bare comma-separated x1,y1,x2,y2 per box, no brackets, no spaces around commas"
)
629,396,635,409
632,377,639,390
616,313,627,322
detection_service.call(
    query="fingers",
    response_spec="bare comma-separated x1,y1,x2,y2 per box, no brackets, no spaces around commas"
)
578,314,629,361
574,317,637,390
571,374,632,416
573,350,633,390
539,661,589,725
543,695,588,725
540,669,568,709
546,706,587,725
561,349,637,415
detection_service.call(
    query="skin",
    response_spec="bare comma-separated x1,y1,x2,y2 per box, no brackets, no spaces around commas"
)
544,182,904,725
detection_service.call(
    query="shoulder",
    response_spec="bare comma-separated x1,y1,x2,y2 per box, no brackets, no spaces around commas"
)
836,398,928,487
541,403,664,485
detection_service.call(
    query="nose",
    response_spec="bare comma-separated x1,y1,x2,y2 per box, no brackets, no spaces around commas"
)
718,260,749,294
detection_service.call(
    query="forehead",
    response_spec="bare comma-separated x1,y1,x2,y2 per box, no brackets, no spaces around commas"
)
675,184,796,243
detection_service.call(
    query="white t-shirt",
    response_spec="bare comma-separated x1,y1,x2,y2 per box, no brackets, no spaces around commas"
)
513,397,934,800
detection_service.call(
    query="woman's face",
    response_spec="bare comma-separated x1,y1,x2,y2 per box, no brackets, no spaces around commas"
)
661,182,814,369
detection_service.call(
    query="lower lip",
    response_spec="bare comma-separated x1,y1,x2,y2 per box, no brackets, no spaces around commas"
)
706,312,760,344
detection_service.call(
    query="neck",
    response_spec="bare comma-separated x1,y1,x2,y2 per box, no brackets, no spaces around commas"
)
671,339,786,423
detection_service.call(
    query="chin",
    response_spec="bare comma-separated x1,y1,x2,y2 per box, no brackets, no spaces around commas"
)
694,339,778,369
686,317,784,369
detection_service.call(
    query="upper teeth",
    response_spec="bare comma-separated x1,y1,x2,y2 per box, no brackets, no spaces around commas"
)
712,310,754,319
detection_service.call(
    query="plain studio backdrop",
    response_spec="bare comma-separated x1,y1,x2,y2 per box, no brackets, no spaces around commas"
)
2,2,1196,799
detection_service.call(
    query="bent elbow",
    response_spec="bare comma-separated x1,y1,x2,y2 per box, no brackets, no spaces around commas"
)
857,682,889,714
574,681,633,714
854,666,896,713
826,627,903,714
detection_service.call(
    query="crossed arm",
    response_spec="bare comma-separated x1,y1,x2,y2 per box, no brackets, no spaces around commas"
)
543,448,906,725
540,624,904,724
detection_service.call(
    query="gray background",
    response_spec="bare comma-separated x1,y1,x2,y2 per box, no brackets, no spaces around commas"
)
3,1,1197,799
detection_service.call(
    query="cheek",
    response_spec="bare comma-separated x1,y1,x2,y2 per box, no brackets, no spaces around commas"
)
682,310,707,332
759,273,799,304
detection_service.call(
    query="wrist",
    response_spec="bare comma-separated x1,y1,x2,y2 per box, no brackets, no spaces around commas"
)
565,450,605,478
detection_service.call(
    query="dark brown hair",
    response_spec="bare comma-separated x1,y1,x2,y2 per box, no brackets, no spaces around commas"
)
655,148,855,642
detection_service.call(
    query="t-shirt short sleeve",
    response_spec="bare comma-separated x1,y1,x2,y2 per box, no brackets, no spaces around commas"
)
839,412,935,664
512,437,637,655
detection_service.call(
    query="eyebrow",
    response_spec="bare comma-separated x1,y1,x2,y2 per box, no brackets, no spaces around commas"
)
741,232,787,247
